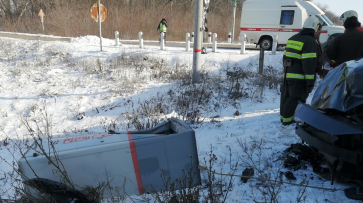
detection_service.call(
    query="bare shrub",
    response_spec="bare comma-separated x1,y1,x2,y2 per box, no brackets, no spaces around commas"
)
43,45,69,63
236,137,284,202
120,97,166,131
172,83,212,124
0,39,17,62
198,146,238,203
225,61,282,102
235,137,310,203
226,63,251,100
75,57,106,75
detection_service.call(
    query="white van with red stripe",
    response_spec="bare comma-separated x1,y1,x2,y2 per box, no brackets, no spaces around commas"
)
240,0,344,50
19,118,201,199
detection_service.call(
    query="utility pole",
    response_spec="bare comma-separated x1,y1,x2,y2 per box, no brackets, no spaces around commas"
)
231,0,237,43
192,0,203,83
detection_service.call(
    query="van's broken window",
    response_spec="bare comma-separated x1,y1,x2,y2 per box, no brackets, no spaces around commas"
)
280,10,295,25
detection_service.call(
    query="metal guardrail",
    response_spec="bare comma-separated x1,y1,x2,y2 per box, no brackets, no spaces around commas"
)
0,31,71,42
120,40,257,49
0,31,260,50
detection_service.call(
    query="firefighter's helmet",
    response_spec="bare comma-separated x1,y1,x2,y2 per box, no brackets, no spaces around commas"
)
340,10,358,22
303,15,322,32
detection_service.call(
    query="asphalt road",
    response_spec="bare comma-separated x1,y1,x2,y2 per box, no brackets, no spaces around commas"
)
0,31,71,42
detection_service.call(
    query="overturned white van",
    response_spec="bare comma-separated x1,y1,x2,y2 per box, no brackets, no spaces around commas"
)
240,0,344,50
18,118,200,202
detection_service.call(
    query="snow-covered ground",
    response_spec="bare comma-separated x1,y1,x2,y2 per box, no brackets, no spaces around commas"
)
0,35,359,202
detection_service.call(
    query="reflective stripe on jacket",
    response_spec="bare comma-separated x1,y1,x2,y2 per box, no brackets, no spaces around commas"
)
283,29,317,86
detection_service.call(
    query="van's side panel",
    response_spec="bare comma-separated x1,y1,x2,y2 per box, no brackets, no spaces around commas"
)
240,0,339,46
277,5,303,45
240,1,281,44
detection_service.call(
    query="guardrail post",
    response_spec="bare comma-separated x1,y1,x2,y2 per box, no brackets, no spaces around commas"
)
212,33,217,52
186,33,191,52
228,32,232,44
271,35,278,55
115,31,120,46
191,32,194,43
138,31,144,48
160,32,165,50
208,32,212,43
259,47,265,74
240,32,246,54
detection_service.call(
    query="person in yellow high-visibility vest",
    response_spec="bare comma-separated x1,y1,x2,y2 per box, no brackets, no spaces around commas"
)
157,18,168,43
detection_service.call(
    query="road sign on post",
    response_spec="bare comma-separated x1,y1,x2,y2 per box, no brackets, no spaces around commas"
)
38,9,45,33
90,3,108,22
90,1,107,51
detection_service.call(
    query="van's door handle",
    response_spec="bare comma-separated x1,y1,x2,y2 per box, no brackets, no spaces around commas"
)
280,26,285,28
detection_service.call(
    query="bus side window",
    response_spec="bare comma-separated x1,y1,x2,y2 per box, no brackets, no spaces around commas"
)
280,10,295,25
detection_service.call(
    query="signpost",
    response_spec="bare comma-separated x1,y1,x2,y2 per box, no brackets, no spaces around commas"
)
231,0,237,43
90,1,107,51
38,9,45,34
90,2,107,22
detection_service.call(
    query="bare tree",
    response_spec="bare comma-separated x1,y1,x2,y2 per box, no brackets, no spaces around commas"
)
0,0,341,40
313,1,342,25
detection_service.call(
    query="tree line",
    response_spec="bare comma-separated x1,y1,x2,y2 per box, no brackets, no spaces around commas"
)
0,0,341,41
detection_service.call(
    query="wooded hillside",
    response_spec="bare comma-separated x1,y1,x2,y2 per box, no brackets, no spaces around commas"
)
0,0,341,41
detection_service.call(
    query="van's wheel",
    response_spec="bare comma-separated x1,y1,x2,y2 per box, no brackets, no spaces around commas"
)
260,37,272,50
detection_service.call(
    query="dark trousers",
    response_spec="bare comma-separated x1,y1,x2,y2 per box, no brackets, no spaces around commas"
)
280,80,308,124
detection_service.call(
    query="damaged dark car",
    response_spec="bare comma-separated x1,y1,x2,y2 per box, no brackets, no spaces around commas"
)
294,58,363,200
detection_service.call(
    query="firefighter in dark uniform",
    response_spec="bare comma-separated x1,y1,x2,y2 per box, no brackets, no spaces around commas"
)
327,10,363,68
280,16,322,125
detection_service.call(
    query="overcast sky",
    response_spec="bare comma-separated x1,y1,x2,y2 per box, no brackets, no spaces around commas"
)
313,0,363,22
